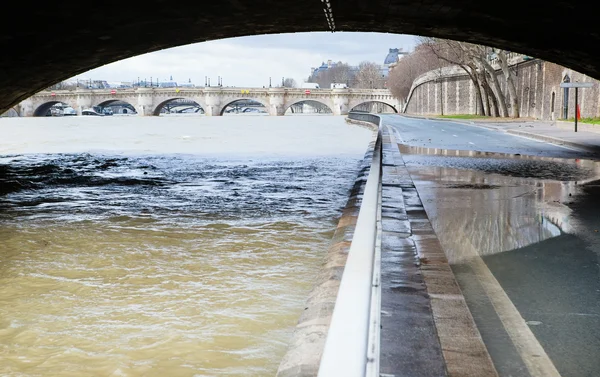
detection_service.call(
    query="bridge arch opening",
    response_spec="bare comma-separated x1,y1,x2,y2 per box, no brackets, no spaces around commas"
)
154,98,204,116
221,99,267,116
33,101,76,117
96,100,137,115
350,101,397,114
1,107,19,117
284,100,333,115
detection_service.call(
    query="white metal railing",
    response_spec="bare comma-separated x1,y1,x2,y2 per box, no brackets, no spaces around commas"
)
317,121,383,377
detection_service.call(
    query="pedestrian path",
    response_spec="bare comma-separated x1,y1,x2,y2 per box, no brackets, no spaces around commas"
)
401,114,600,155
467,120,600,154
379,125,498,376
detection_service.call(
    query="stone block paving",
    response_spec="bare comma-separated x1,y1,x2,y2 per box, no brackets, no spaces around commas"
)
379,126,498,377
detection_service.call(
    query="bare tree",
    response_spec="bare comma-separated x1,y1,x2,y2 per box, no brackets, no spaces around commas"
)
353,61,384,89
308,61,354,89
419,38,488,116
329,63,352,85
495,50,520,117
468,44,508,117
283,78,297,88
387,43,447,102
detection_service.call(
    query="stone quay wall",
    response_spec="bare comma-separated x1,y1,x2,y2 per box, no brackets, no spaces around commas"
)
404,60,600,121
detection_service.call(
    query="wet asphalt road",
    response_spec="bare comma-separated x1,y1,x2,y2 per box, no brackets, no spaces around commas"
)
381,115,600,377
382,115,599,160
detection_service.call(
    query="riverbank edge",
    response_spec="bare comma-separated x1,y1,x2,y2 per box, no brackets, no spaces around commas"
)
275,122,378,377
344,117,379,132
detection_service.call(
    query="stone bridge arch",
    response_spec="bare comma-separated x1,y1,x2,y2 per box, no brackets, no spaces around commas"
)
2,1,600,115
349,97,398,113
219,97,270,116
350,100,398,113
283,98,334,115
93,96,139,115
284,99,334,115
153,97,207,116
32,99,77,117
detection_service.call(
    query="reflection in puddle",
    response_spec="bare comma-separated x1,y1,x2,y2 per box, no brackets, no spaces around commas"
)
399,145,600,377
402,147,600,264
400,144,600,182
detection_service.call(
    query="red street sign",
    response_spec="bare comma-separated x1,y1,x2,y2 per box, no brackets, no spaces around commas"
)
110,90,116,94
50,92,55,96
304,89,311,95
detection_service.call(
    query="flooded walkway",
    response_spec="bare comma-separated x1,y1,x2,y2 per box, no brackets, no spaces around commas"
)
402,145,600,377
374,110,600,377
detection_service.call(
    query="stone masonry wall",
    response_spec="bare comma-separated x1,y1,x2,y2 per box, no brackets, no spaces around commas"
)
405,60,600,120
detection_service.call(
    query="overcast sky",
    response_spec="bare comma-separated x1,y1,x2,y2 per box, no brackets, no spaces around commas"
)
73,32,417,87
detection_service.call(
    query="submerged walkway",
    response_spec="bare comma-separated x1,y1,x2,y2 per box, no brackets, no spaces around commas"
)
378,125,497,376
278,118,501,377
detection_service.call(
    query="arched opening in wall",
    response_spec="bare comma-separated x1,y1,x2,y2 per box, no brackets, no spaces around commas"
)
1,107,19,117
96,100,138,116
33,101,76,117
221,99,267,116
562,75,571,119
350,101,397,114
284,100,332,115
153,98,204,116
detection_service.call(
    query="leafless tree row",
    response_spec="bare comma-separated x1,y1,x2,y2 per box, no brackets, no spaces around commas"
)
387,38,520,117
306,61,386,89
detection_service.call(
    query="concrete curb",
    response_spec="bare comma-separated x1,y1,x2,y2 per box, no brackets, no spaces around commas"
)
275,132,378,377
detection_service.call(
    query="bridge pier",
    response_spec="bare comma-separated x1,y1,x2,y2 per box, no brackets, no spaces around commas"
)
20,99,34,117
76,89,93,116
268,88,286,116
332,90,350,116
204,88,222,116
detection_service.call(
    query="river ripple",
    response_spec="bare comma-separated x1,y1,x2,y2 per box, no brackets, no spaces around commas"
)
0,115,372,376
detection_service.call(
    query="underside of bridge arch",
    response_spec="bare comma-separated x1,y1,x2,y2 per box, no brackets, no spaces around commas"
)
153,98,204,116
2,1,600,114
285,100,333,115
220,99,268,116
96,100,137,115
33,101,73,117
350,101,397,114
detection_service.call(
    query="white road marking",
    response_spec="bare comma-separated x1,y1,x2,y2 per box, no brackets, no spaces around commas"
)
453,134,458,137
511,134,586,152
468,142,475,145
468,255,562,377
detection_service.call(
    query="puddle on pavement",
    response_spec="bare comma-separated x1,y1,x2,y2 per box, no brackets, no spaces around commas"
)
399,144,600,183
401,143,600,377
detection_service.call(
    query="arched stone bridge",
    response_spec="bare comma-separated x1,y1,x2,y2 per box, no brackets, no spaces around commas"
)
20,87,399,116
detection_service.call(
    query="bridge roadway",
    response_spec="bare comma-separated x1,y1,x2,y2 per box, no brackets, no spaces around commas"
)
18,87,399,117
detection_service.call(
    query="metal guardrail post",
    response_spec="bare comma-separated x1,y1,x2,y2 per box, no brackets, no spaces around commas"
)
317,119,382,377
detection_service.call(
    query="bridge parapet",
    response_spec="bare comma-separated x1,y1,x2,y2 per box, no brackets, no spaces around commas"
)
21,87,399,117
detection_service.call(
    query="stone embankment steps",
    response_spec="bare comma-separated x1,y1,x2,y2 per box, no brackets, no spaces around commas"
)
277,118,498,377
